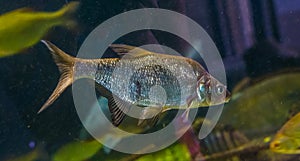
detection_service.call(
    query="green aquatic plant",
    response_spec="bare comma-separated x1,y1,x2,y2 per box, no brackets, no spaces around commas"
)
52,139,102,161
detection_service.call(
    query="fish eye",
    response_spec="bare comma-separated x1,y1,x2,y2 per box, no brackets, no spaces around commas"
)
215,85,225,95
271,141,281,149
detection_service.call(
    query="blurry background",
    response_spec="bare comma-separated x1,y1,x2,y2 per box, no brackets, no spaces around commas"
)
0,0,300,160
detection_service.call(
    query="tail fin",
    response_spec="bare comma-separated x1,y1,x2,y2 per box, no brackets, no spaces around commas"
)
38,40,75,113
55,1,80,28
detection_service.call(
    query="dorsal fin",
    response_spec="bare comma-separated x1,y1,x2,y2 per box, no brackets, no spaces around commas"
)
109,44,153,58
15,7,34,12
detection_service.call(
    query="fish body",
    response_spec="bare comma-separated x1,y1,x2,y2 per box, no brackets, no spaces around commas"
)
77,52,202,108
270,112,300,154
219,72,300,138
39,41,230,126
0,2,79,57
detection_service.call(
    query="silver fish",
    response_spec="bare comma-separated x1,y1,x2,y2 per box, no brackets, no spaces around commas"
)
38,41,231,126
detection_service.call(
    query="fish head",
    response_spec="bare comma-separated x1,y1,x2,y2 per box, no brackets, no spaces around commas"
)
196,73,231,106
270,135,300,154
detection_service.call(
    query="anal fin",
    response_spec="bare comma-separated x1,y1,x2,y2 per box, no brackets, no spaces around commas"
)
108,95,130,127
95,83,130,127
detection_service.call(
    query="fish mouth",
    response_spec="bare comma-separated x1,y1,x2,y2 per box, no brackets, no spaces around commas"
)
225,90,231,102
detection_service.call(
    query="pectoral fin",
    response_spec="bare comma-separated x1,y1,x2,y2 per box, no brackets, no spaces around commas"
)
181,94,197,123
181,108,191,123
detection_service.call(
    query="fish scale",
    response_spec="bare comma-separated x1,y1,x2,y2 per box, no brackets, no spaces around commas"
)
76,54,196,107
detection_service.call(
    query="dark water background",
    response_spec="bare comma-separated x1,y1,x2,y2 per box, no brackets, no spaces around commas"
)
1,0,300,160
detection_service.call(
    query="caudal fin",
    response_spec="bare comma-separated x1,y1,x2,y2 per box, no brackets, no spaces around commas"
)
55,1,80,28
38,40,75,113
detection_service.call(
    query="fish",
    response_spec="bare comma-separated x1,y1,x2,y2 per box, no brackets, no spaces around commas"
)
38,40,230,126
0,2,79,58
219,72,300,138
270,112,300,154
52,139,102,161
